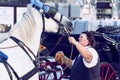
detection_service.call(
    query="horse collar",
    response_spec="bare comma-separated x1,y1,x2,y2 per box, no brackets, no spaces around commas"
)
10,36,37,66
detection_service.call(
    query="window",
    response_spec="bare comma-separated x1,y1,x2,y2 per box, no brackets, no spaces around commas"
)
0,0,30,6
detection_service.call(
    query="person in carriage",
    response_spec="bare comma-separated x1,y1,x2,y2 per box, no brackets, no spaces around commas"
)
55,31,101,80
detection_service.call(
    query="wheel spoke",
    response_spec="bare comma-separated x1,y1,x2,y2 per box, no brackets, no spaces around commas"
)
108,72,115,80
105,65,110,80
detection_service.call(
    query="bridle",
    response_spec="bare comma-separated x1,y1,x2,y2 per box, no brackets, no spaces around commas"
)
41,12,71,37
32,4,70,35
41,10,74,56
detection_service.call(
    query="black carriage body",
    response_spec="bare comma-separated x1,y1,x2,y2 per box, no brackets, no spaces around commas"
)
41,32,79,59
41,32,120,76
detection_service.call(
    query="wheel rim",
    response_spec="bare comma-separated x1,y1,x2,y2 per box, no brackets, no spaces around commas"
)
100,62,117,80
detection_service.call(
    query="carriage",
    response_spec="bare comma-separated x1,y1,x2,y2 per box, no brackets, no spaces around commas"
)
35,21,120,80
39,30,120,80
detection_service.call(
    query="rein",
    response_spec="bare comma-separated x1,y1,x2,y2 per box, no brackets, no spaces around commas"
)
51,15,74,71
40,12,74,73
0,45,19,49
41,12,73,56
46,36,63,57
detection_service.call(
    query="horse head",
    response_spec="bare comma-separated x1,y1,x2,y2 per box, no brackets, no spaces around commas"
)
9,4,73,56
50,12,73,36
0,2,73,80
30,0,73,36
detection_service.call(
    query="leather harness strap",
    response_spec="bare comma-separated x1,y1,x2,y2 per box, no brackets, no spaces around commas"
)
10,36,39,80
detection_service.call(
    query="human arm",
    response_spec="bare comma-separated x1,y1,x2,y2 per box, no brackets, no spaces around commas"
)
83,48,99,68
68,36,93,63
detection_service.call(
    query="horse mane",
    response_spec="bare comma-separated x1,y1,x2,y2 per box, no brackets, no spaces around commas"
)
10,4,63,54
10,5,43,54
18,11,35,41
15,7,41,40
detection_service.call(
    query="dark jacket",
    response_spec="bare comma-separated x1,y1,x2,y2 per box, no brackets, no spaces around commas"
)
69,55,101,80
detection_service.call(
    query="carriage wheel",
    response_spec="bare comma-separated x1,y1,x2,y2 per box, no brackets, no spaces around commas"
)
100,62,117,80
39,56,63,80
39,71,57,80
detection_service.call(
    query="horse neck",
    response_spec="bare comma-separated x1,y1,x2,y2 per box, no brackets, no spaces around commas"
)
10,7,43,56
12,28,42,56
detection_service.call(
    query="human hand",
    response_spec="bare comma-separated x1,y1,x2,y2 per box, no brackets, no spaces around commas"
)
55,51,65,64
68,36,77,45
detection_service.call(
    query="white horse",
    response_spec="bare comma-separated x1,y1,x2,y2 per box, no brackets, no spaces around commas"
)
0,4,72,80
